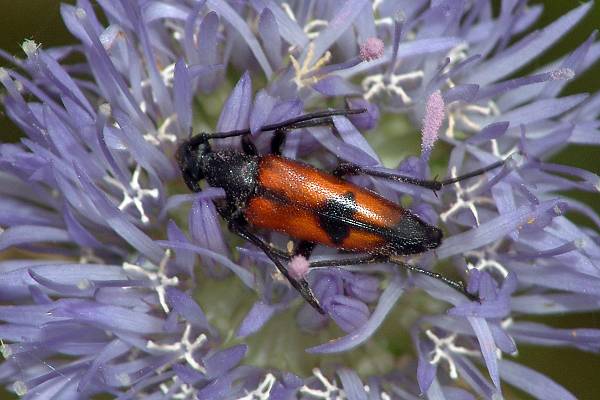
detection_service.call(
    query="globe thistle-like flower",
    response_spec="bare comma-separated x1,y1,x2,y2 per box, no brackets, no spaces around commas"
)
1,1,599,399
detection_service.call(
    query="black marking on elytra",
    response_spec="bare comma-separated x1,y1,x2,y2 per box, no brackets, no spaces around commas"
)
255,186,424,252
318,191,357,245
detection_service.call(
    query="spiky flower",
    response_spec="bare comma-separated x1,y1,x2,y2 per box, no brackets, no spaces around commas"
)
1,1,599,399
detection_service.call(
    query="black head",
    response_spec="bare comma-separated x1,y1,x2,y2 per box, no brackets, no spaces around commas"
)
175,134,211,192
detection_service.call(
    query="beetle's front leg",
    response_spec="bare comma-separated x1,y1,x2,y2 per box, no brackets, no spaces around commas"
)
227,220,325,314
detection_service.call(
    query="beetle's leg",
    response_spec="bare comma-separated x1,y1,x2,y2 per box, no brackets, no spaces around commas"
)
294,240,316,258
332,162,362,178
216,206,291,260
332,159,508,191
308,254,477,301
270,129,287,155
182,172,202,192
308,254,384,269
387,257,478,301
228,221,325,314
241,136,258,156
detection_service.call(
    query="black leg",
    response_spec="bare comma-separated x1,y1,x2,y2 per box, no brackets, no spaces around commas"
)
308,254,477,301
215,204,291,261
242,136,258,156
183,172,202,192
308,254,384,269
294,240,316,258
270,129,287,156
333,162,361,178
228,221,325,314
332,159,508,192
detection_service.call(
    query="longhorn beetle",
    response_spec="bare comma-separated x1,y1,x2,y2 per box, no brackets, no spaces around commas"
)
176,108,506,314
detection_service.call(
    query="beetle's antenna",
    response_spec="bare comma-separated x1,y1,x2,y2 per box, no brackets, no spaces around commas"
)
388,256,479,301
202,108,367,140
437,158,508,187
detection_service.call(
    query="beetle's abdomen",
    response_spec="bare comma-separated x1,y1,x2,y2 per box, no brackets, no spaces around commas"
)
243,155,441,255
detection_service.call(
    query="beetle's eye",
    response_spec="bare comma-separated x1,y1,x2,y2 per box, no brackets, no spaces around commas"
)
175,142,190,170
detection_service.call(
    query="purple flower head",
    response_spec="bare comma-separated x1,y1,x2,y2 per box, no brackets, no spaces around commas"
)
1,1,599,399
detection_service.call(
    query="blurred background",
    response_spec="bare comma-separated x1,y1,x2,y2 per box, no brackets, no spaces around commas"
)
0,1,598,398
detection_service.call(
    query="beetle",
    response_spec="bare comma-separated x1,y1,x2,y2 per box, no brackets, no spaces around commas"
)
176,109,506,314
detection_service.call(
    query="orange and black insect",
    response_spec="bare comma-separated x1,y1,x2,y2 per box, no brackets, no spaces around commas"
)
176,109,506,313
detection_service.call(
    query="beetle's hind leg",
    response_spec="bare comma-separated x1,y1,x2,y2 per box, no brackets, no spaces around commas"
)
227,221,326,314
242,136,258,156
270,129,287,155
294,240,316,258
332,158,508,192
308,254,477,301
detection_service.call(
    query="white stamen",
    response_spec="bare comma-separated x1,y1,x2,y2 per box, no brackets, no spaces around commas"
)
362,71,424,103
77,279,91,290
300,368,345,399
290,43,331,89
425,330,479,380
372,0,385,11
144,114,178,145
79,248,104,264
440,166,494,226
108,164,159,225
280,2,328,41
140,62,176,89
99,103,111,117
363,384,391,400
123,250,177,313
303,19,329,40
147,323,207,373
117,372,131,386
164,20,185,41
445,94,500,139
372,0,394,27
160,377,197,399
445,43,470,68
1,340,12,359
237,373,277,400
13,381,27,396
75,7,87,20
281,3,297,22
465,251,509,277
99,25,125,51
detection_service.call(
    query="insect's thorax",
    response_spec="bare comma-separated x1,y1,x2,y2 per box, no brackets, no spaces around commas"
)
202,151,259,207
